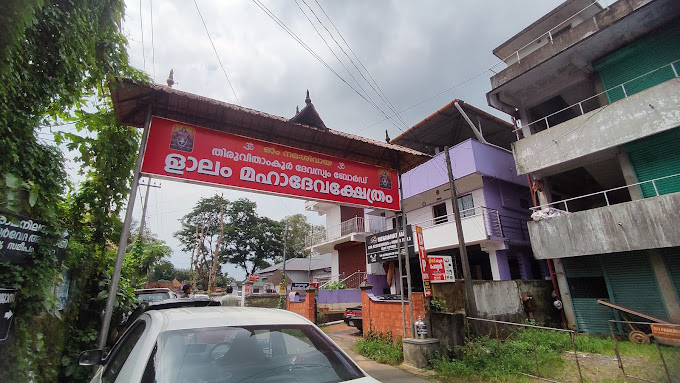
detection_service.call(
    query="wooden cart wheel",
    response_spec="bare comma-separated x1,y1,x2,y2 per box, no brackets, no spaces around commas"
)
628,330,650,344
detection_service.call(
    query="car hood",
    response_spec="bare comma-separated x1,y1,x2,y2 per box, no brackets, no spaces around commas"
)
349,377,381,383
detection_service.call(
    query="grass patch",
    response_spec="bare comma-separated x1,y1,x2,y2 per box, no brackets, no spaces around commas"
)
355,330,403,365
431,329,613,382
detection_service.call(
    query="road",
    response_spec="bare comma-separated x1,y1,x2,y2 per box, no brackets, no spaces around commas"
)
323,323,434,382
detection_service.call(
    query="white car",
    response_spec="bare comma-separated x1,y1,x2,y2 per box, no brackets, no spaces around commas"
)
80,305,380,383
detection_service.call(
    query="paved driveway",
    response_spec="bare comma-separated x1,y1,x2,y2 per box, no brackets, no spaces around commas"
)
324,323,434,382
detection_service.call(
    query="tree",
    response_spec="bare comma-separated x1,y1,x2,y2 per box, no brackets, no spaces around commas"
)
280,214,324,261
174,195,230,289
125,238,172,287
220,199,283,276
175,197,284,279
0,0,148,381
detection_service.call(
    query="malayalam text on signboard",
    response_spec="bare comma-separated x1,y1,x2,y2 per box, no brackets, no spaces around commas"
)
414,226,432,297
428,255,455,282
0,212,68,265
141,117,401,210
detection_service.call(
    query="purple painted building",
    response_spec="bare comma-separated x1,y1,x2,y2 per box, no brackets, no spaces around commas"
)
307,101,542,297
364,101,542,294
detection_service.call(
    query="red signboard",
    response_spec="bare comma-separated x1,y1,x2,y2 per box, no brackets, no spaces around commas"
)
249,274,260,282
414,226,432,297
428,255,455,282
141,117,401,210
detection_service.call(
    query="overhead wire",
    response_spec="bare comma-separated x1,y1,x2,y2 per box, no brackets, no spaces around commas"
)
298,0,410,131
285,0,436,157
252,0,409,134
140,0,146,71
150,0,156,81
194,0,241,105
310,0,412,131
294,0,383,118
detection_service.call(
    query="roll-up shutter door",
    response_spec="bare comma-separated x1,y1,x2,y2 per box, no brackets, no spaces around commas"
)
661,247,680,298
594,24,680,103
622,129,680,198
602,251,669,321
562,256,615,334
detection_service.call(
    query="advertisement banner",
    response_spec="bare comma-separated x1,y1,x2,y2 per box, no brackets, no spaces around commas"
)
428,256,455,283
141,117,401,210
414,226,432,297
248,274,260,282
365,226,414,263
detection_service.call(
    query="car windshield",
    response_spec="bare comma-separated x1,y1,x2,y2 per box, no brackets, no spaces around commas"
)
136,292,170,302
141,324,364,383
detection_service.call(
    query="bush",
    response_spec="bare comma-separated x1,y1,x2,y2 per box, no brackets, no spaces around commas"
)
356,330,403,365
323,281,347,290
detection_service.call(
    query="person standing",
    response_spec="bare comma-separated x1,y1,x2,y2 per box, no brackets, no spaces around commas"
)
220,286,239,306
181,284,192,298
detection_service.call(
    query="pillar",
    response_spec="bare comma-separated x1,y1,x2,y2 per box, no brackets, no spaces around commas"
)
648,250,680,322
552,259,577,330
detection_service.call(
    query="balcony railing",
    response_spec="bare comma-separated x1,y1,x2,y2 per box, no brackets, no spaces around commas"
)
410,206,506,239
531,173,680,213
492,0,609,69
319,271,366,289
306,216,387,248
515,60,680,135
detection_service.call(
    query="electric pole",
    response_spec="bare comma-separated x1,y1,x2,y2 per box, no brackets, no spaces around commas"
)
444,146,478,320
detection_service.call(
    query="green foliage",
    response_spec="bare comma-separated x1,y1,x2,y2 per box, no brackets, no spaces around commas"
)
0,0,152,381
430,297,447,312
279,213,323,260
124,238,172,287
175,196,284,280
323,280,347,290
356,330,403,365
429,329,635,382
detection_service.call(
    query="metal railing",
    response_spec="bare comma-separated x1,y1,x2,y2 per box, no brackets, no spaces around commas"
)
498,214,531,241
306,216,387,248
467,317,584,383
531,173,680,213
495,0,609,69
410,206,504,238
516,60,680,134
319,271,366,289
608,320,679,383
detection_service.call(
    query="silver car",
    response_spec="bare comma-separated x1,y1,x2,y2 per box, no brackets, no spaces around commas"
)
80,306,380,383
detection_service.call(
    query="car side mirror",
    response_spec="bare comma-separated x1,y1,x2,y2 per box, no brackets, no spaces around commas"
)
79,349,103,366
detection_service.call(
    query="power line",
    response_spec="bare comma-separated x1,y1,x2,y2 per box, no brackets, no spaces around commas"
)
194,0,241,105
310,0,411,131
150,0,156,81
140,0,146,71
294,0,382,116
252,0,407,133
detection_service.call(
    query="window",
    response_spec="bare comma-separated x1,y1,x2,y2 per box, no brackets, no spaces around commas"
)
433,203,448,224
102,321,147,383
147,324,364,383
391,215,403,230
457,194,474,218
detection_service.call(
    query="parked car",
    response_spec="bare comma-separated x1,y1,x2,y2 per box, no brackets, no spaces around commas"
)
133,288,177,302
81,304,380,382
343,305,363,332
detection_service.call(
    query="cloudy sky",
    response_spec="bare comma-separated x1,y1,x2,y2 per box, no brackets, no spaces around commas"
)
117,0,569,280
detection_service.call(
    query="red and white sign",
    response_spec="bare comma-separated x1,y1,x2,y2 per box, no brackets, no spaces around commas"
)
428,256,455,282
141,117,401,210
414,226,432,297
248,274,260,282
